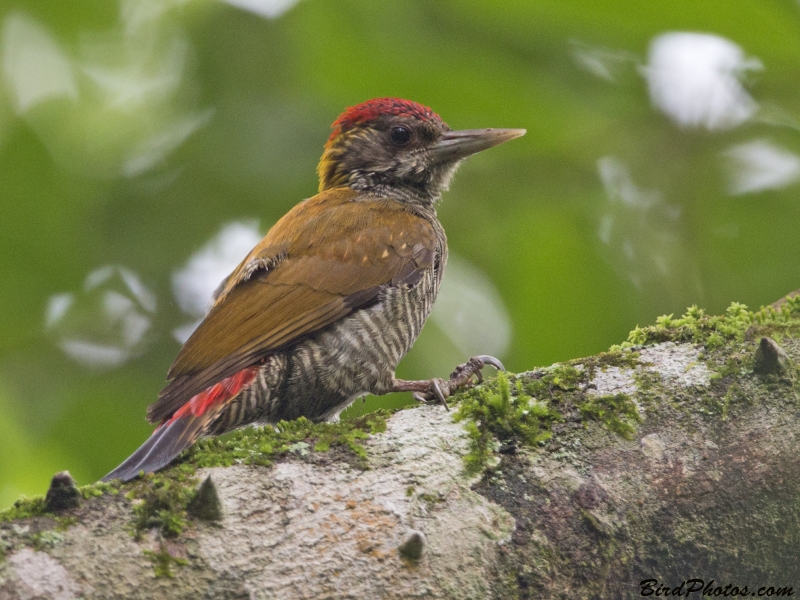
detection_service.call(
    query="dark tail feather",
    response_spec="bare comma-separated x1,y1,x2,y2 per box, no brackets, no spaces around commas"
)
101,414,214,482
103,366,260,482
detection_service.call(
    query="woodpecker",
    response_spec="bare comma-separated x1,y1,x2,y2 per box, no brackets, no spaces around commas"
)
103,98,525,482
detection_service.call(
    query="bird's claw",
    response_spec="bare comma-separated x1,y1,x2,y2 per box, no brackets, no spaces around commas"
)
475,355,505,372
413,378,449,410
449,355,505,386
431,378,449,411
414,355,505,410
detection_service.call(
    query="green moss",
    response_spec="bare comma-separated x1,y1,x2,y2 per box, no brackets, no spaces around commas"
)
451,362,645,474
0,496,47,523
521,364,584,398
624,303,753,349
454,371,562,475
607,299,800,423
0,479,122,524
419,492,445,504
126,465,198,539
584,349,642,372
622,299,800,350
189,410,390,469
578,393,642,439
0,514,78,561
143,544,189,578
719,384,741,420
54,515,78,530
632,370,661,403
80,480,120,499
0,507,80,565
30,529,64,551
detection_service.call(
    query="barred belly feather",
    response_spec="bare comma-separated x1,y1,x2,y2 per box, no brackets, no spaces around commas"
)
250,237,447,427
211,230,446,431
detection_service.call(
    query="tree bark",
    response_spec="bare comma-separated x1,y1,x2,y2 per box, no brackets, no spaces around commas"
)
1,303,799,599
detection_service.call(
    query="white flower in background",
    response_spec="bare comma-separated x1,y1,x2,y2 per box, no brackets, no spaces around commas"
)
723,140,800,195
642,32,762,130
0,2,211,178
46,266,156,370
222,0,303,19
172,221,264,342
2,13,77,114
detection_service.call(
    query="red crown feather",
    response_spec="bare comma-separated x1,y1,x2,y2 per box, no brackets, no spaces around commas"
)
328,98,442,142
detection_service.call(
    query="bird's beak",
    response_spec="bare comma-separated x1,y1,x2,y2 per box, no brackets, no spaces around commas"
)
430,128,526,163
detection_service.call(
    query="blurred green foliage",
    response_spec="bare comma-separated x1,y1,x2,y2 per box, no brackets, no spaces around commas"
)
1,0,800,508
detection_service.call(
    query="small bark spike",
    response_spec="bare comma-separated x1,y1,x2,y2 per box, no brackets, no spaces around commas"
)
187,476,223,521
44,471,81,512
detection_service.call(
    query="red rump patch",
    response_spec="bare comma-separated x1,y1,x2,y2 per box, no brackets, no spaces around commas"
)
162,366,259,427
329,98,442,141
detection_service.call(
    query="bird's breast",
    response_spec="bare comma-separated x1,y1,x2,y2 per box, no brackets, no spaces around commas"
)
271,235,446,422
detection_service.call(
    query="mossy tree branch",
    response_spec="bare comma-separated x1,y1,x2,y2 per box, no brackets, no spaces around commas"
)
2,297,800,599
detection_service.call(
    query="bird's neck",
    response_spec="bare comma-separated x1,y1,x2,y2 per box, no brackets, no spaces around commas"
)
345,158,462,208
351,180,442,208
318,157,442,207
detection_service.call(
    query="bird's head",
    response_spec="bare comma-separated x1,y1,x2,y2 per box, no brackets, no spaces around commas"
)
317,98,525,204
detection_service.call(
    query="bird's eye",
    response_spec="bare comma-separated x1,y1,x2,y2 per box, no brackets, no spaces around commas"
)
389,126,413,146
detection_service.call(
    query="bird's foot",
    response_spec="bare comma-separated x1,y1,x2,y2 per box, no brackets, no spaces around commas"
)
392,355,505,411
